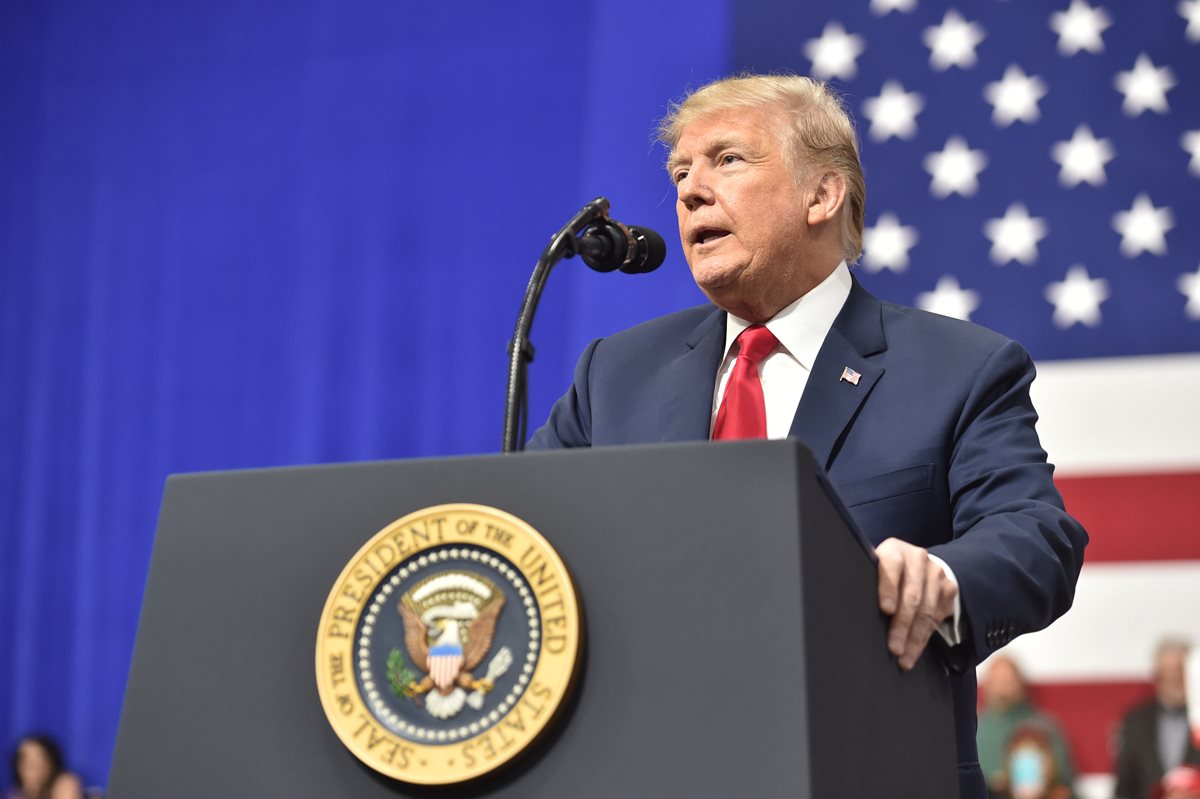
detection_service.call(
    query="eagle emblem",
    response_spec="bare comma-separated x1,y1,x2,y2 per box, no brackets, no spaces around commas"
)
391,571,512,719
316,504,583,784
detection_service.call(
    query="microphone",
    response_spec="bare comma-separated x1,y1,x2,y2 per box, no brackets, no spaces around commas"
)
502,196,661,452
575,219,667,274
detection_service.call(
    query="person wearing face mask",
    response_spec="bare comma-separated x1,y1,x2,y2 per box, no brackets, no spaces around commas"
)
978,655,1076,798
998,723,1073,799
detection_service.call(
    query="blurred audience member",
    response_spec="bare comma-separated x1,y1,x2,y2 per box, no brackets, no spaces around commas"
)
7,735,83,799
979,654,1077,798
1114,639,1200,799
1152,765,1200,799
997,722,1074,799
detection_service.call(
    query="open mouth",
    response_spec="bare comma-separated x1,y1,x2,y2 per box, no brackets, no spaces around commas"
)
693,227,731,245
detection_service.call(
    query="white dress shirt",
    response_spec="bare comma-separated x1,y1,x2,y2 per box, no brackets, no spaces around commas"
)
709,261,963,646
711,261,853,438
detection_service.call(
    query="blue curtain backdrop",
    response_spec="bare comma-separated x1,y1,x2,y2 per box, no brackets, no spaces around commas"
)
5,0,1198,791
0,0,728,788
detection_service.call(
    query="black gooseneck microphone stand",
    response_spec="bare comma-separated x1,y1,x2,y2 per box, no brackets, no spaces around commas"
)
502,197,612,453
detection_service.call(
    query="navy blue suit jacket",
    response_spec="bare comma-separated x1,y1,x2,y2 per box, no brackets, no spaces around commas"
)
528,277,1087,798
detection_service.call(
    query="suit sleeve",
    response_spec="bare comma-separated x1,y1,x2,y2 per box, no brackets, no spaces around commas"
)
926,339,1088,665
525,338,601,450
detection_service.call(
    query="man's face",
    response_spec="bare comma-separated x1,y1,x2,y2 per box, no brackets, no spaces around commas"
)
669,104,834,321
983,657,1026,711
1156,648,1188,709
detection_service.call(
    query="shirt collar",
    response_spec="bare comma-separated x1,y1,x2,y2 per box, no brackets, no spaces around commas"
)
722,261,853,369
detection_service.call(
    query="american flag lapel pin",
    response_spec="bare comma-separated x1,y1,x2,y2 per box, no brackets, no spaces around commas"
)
839,366,861,386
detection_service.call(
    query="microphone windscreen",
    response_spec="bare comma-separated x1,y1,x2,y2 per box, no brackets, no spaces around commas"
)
622,226,667,274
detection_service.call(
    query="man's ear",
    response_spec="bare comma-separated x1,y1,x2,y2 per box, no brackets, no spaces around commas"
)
807,171,847,226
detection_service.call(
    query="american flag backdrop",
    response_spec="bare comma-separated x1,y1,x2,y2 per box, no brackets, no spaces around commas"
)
731,1,1200,795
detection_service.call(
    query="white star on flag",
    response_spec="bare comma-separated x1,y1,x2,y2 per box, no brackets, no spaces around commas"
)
1181,0,1200,41
917,276,980,321
804,22,866,81
924,136,987,197
870,0,917,15
1113,54,1177,117
862,212,919,272
983,65,1048,127
984,203,1048,266
1051,125,1115,187
923,10,986,71
1045,265,1109,328
1112,194,1174,257
862,81,925,141
1183,130,1200,177
1179,266,1200,319
1049,0,1112,56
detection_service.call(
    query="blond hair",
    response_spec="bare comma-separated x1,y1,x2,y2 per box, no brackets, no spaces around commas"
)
657,73,867,264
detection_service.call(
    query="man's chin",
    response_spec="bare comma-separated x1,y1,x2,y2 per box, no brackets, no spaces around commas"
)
689,260,744,294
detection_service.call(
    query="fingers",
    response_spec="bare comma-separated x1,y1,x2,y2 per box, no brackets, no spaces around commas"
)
897,561,946,669
875,538,958,671
876,537,905,618
887,543,928,665
876,538,923,659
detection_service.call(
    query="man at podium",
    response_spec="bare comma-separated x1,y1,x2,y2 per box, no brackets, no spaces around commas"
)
528,73,1087,799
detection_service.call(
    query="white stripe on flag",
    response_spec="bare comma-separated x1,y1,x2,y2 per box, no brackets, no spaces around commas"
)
1031,353,1200,476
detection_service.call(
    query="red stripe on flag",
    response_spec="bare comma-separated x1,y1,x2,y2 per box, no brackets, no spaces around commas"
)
1014,681,1155,776
1055,472,1200,563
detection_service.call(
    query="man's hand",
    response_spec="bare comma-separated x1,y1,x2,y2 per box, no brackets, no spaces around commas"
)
875,537,958,670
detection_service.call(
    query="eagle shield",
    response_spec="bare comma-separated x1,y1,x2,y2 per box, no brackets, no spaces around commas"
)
395,570,508,719
427,644,464,692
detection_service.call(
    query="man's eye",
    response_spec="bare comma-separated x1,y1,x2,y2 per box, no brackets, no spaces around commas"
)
673,170,689,184
720,153,740,165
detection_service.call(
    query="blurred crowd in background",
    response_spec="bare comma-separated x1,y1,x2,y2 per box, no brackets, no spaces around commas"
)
978,638,1199,799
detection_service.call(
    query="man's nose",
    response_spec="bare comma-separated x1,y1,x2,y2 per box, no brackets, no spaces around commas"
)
678,169,715,211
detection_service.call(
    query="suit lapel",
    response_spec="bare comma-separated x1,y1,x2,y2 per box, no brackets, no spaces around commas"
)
789,278,888,471
656,307,726,442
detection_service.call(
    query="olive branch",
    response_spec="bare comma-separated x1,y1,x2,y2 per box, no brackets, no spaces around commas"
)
386,647,417,699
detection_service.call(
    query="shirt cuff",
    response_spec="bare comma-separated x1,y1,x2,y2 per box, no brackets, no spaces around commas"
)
927,553,963,646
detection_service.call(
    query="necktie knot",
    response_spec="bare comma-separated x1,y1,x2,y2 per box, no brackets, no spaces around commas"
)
735,325,779,364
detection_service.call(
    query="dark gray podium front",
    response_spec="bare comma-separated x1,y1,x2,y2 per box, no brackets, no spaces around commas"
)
109,440,955,798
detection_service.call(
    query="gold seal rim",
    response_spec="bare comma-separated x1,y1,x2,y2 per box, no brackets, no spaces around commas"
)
315,502,582,785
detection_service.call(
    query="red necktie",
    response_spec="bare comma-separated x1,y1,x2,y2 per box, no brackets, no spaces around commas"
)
712,324,780,440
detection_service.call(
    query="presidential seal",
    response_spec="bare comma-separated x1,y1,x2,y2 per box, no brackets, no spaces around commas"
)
315,503,582,785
